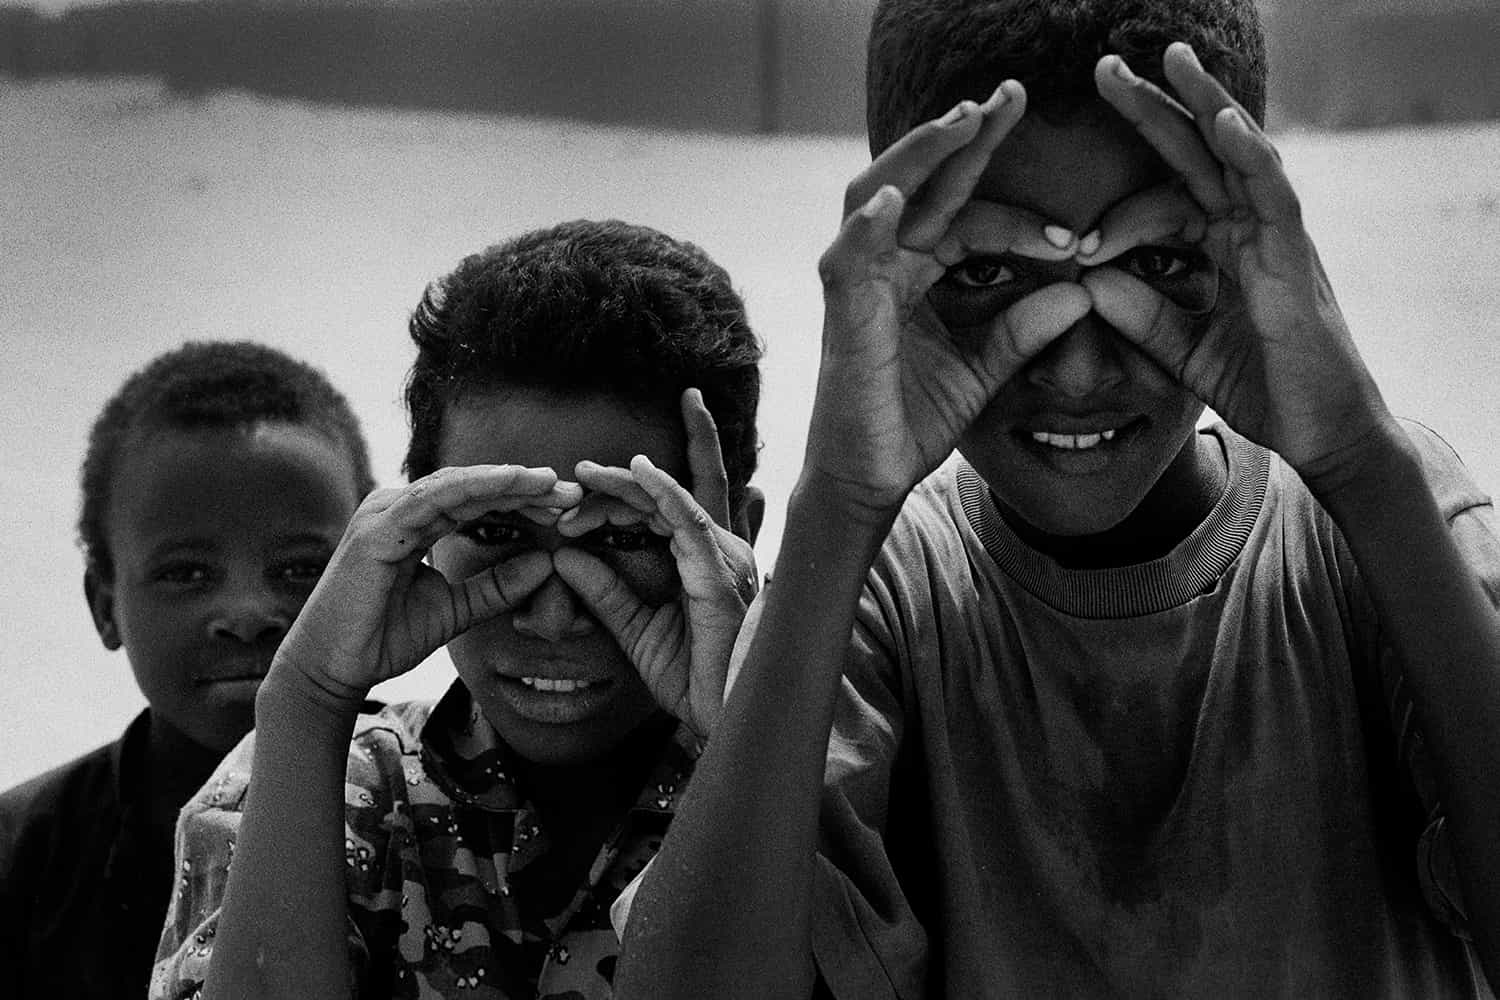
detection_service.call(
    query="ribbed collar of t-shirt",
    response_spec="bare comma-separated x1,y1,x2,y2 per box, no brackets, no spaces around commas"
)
956,425,1269,619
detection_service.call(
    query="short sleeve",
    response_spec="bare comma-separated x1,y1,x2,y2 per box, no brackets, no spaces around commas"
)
149,732,371,1000
809,589,928,1000
1355,420,1500,940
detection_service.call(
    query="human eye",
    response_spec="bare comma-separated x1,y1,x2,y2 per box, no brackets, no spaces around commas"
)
152,562,213,587
1117,245,1218,313
927,255,1037,333
1119,246,1194,280
457,519,526,547
592,525,666,553
947,257,1018,288
273,556,330,586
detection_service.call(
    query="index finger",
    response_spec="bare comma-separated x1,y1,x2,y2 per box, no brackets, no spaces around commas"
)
1094,54,1231,214
898,81,1027,253
1075,183,1207,266
944,198,1093,263
680,388,732,529
368,465,581,559
843,97,987,217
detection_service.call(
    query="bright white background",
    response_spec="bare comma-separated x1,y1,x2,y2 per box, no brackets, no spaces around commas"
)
2,76,1498,788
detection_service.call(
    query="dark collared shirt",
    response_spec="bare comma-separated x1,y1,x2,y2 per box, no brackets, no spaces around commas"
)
0,710,170,1000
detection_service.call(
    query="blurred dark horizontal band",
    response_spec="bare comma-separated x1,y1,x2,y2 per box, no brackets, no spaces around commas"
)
1,0,1496,134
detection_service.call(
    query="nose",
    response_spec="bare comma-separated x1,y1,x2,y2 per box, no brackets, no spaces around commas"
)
510,573,596,642
208,585,292,645
1022,311,1127,399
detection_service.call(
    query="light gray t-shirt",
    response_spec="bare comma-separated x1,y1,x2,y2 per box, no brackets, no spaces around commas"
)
807,422,1498,999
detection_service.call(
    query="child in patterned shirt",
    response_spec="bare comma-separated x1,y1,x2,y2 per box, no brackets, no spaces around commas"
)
152,219,763,999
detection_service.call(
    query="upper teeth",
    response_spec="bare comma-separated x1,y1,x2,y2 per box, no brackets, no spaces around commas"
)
1031,429,1118,450
520,677,598,693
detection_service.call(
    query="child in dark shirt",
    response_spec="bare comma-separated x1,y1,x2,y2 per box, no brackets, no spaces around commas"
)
614,1,1500,996
152,220,764,999
0,341,372,1000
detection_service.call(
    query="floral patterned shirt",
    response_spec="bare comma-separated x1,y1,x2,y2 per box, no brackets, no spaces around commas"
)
151,684,698,999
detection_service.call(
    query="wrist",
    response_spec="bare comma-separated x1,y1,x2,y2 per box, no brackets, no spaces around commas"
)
1296,414,1413,506
256,657,368,737
791,464,911,532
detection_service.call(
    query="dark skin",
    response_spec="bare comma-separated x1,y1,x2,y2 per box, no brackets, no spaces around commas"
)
998,430,1225,568
615,46,1500,998
201,389,759,999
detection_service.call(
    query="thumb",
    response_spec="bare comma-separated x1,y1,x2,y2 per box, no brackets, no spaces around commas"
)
450,550,554,637
552,548,666,663
981,281,1093,382
1081,267,1195,378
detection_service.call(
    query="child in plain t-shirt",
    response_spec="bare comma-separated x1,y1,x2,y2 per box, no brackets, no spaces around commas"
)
613,1,1500,996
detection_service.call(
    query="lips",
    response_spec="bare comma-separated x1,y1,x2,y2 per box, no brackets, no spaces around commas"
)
494,673,618,725
193,658,272,684
1029,428,1120,450
517,676,602,693
1009,415,1148,473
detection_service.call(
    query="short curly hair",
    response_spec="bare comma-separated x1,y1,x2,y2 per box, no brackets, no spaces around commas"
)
867,0,1266,156
403,219,762,512
79,341,374,579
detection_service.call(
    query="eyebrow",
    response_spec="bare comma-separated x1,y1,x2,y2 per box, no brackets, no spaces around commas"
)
142,532,338,563
270,532,341,548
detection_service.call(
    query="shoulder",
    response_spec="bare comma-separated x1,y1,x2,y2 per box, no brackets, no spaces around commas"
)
872,456,974,582
0,739,121,903
0,741,118,855
180,699,433,821
1395,418,1493,521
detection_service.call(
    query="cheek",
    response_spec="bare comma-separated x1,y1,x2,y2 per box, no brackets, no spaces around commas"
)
605,549,680,606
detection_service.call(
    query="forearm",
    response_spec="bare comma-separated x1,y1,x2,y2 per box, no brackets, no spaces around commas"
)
614,472,896,1000
1309,423,1500,976
203,666,364,1000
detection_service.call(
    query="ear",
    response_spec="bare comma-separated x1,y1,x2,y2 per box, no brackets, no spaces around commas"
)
733,486,766,547
84,567,122,651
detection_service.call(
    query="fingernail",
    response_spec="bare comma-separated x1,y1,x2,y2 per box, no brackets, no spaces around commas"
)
1043,224,1075,250
987,82,1009,108
1171,42,1202,70
1111,56,1136,82
1217,106,1252,136
937,101,972,127
1078,230,1102,257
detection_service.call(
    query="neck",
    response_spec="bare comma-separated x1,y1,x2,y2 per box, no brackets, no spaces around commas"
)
1003,431,1228,569
140,712,230,837
509,712,677,822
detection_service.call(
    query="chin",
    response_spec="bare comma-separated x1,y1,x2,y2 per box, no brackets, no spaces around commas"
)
997,484,1147,540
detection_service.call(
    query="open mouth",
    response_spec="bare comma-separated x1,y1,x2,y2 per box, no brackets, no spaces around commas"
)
1022,417,1144,453
497,673,617,725
516,676,603,694
1029,428,1119,450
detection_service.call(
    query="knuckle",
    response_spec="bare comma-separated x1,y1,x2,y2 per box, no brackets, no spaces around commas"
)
817,249,847,289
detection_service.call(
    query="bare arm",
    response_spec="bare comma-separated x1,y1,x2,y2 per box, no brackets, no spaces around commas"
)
614,477,895,997
201,467,573,998
204,674,364,998
614,82,1089,1000
1092,42,1500,979
1309,429,1500,978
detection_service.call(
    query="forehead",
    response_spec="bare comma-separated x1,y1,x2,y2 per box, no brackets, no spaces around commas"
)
439,388,688,481
973,111,1171,231
108,424,362,550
